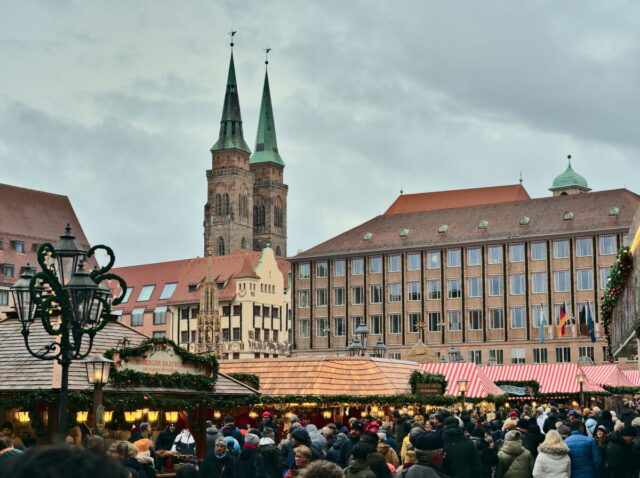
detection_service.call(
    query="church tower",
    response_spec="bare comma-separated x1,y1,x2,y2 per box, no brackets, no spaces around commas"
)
204,43,255,256
250,57,288,256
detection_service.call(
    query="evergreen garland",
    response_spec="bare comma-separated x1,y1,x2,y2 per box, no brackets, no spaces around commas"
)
602,385,640,395
408,371,448,394
599,246,633,361
226,373,260,391
109,369,216,391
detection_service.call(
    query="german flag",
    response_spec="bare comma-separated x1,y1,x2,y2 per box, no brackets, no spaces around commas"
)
557,303,569,337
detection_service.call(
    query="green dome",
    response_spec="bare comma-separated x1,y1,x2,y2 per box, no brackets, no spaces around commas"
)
550,162,589,190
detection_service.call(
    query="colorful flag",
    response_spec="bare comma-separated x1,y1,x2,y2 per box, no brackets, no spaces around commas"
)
557,303,569,337
587,303,596,343
539,305,546,344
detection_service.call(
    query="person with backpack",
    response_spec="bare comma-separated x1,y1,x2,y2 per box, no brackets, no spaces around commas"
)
442,417,481,478
494,430,533,478
234,433,265,478
172,428,196,456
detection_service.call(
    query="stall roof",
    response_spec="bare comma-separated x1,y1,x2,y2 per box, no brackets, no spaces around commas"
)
220,357,419,396
622,370,640,386
480,364,605,394
420,362,504,398
0,318,256,396
580,365,635,388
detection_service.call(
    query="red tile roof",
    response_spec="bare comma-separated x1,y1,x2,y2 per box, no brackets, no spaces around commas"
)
384,184,530,215
296,189,640,259
0,184,91,285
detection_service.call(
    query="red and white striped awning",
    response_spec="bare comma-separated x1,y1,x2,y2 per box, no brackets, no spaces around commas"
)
581,365,635,388
419,362,504,398
480,364,605,394
622,370,640,386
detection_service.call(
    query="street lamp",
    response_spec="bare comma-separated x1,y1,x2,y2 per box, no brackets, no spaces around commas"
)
457,378,469,409
372,338,387,358
84,355,113,435
448,347,463,363
354,321,370,351
10,225,126,442
347,337,364,357
576,371,586,409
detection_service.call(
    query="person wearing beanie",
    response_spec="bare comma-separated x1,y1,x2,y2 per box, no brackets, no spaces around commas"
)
442,413,481,478
393,410,411,454
222,415,244,447
259,426,281,478
132,437,156,478
200,436,236,478
606,425,637,478
344,443,376,478
593,425,609,465
470,428,497,478
259,411,279,444
205,420,220,453
494,430,534,478
532,430,570,478
359,430,380,454
377,432,400,468
282,426,322,471
564,420,602,478
129,426,143,443
339,420,365,468
326,432,348,464
235,432,265,478
395,430,446,477
527,422,545,459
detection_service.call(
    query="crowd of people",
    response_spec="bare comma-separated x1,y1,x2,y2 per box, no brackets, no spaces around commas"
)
3,401,640,477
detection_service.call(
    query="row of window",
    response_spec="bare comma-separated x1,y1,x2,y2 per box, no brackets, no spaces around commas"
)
119,283,177,305
0,240,26,253
468,345,604,365
299,267,611,307
298,303,593,337
299,236,619,279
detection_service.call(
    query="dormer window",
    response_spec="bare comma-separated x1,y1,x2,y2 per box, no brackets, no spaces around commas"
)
563,212,574,221
478,220,488,230
188,284,197,293
438,225,448,233
363,232,373,241
609,207,620,216
519,216,530,225
400,229,410,237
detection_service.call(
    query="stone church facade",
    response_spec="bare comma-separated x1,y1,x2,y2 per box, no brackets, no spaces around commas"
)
204,49,288,257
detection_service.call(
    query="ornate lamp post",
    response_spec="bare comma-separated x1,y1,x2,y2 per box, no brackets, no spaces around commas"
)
372,338,387,358
457,378,469,409
347,337,364,357
576,371,586,409
354,321,370,351
84,355,114,435
447,347,464,363
10,225,126,442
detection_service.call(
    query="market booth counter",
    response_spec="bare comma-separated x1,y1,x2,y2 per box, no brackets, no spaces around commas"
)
0,317,257,462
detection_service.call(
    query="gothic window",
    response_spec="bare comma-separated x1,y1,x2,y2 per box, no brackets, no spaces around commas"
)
260,205,266,226
253,198,266,227
241,237,247,249
215,194,222,215
276,246,282,256
274,197,283,228
217,237,225,256
223,193,231,215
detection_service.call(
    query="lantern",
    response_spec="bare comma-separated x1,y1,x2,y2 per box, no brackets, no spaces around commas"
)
52,225,87,286
84,356,113,385
165,411,179,423
147,411,159,422
124,411,136,422
213,411,222,419
17,411,30,423
76,411,89,423
249,411,258,419
322,411,332,419
103,411,114,423
135,409,143,420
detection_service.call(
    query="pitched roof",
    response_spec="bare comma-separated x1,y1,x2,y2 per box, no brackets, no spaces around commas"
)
295,189,640,259
0,183,91,285
111,250,291,312
384,184,530,215
480,364,605,394
580,364,635,387
220,357,419,396
420,362,504,398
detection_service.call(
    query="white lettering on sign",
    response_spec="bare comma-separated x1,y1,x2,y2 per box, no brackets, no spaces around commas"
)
114,349,208,376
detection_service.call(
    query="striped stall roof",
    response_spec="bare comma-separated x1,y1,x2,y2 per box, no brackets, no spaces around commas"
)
480,364,605,394
419,362,504,398
581,365,635,388
622,370,640,386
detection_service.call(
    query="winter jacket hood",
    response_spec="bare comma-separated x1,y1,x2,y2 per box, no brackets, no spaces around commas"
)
500,439,524,456
537,443,569,457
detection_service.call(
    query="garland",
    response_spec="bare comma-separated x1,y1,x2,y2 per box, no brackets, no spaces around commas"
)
408,371,448,394
599,246,633,361
226,373,260,391
494,380,541,395
109,369,216,391
602,385,640,395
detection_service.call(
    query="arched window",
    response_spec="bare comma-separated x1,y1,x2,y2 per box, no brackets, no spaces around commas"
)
260,205,266,226
276,246,282,256
241,237,247,249
274,197,283,228
223,193,231,215
253,198,265,227
217,237,225,256
215,194,222,215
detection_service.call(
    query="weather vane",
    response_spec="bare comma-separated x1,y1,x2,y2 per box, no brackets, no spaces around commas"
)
264,48,271,66
229,30,236,48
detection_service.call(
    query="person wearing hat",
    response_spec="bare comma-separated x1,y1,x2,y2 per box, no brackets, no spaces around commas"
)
282,426,322,471
259,427,281,478
344,442,376,478
392,430,446,477
470,428,497,478
326,432,348,464
393,410,411,454
206,420,220,454
593,425,609,464
532,430,570,478
494,430,533,478
260,412,279,444
1,422,24,451
564,420,602,478
339,419,365,468
235,432,265,478
606,425,637,478
442,416,481,478
200,436,236,478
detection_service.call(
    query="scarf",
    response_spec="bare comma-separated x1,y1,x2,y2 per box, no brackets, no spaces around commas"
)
243,443,258,449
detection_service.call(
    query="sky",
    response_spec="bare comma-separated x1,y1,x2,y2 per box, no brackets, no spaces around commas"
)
1,1,640,267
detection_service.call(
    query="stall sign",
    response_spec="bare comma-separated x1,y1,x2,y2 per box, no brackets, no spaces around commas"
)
499,385,529,396
416,382,444,395
113,347,207,376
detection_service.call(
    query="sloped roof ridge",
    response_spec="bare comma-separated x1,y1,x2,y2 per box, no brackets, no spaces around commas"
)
114,257,198,270
398,183,525,198
0,182,68,199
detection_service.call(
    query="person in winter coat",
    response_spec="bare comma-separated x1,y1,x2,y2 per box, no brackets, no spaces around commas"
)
564,420,602,478
284,445,312,478
339,420,365,468
110,440,143,478
345,443,376,478
392,430,447,478
205,421,220,454
597,411,615,433
306,424,328,456
470,428,497,478
199,438,236,478
620,402,638,427
259,428,281,478
172,428,196,456
222,416,244,447
526,423,545,459
393,411,412,452
377,433,400,468
156,424,179,451
401,424,424,463
606,426,638,478
543,409,560,433
326,432,347,464
259,412,278,442
532,430,570,478
234,433,265,478
494,430,534,478
442,416,481,478
133,438,157,478
594,425,609,469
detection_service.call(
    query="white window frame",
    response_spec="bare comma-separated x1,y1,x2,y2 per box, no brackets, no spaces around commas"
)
389,313,402,334
351,286,364,305
467,248,481,266
299,289,310,308
408,281,421,301
427,311,441,332
599,235,616,255
388,255,401,273
489,349,504,365
467,277,481,298
408,313,421,333
575,237,593,257
351,258,364,275
468,309,482,330
554,270,570,292
316,261,328,278
556,346,571,363
489,275,503,296
448,310,462,331
316,288,328,307
447,279,461,299
333,316,345,336
509,244,525,263
427,279,441,300
532,305,547,328
299,263,310,279
553,240,569,259
510,274,525,295
316,317,328,337
489,308,504,329
334,260,345,277
510,347,526,364
299,318,310,338
577,268,593,291
426,251,441,269
333,287,345,306
533,347,548,364
369,256,382,274
531,242,547,261
407,253,421,271
369,284,382,304
447,249,461,268
370,315,382,335
488,245,503,264
388,283,402,302
531,272,547,294
510,307,526,329
599,267,612,289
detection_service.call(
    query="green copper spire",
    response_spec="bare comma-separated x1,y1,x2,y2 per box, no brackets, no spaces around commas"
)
211,51,251,153
250,67,284,166
550,155,590,191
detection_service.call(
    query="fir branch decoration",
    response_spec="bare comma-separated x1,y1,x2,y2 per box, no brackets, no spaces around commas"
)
599,246,633,362
109,369,216,391
409,371,448,394
226,373,260,391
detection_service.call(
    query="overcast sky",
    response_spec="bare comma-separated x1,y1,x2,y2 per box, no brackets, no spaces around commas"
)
1,1,639,267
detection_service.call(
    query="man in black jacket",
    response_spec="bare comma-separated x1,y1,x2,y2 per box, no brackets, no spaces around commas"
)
259,427,281,478
259,412,279,444
442,416,481,478
339,420,364,468
607,427,638,478
222,415,244,447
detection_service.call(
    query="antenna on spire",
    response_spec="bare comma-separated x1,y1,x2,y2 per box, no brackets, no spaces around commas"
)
228,30,237,48
264,48,271,67
400,185,404,195
567,154,572,165
519,171,523,185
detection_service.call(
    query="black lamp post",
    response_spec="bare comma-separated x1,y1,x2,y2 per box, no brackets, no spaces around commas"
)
457,378,469,409
347,337,364,357
10,225,126,442
372,338,387,358
354,321,370,351
576,371,586,409
84,355,114,435
447,347,464,363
